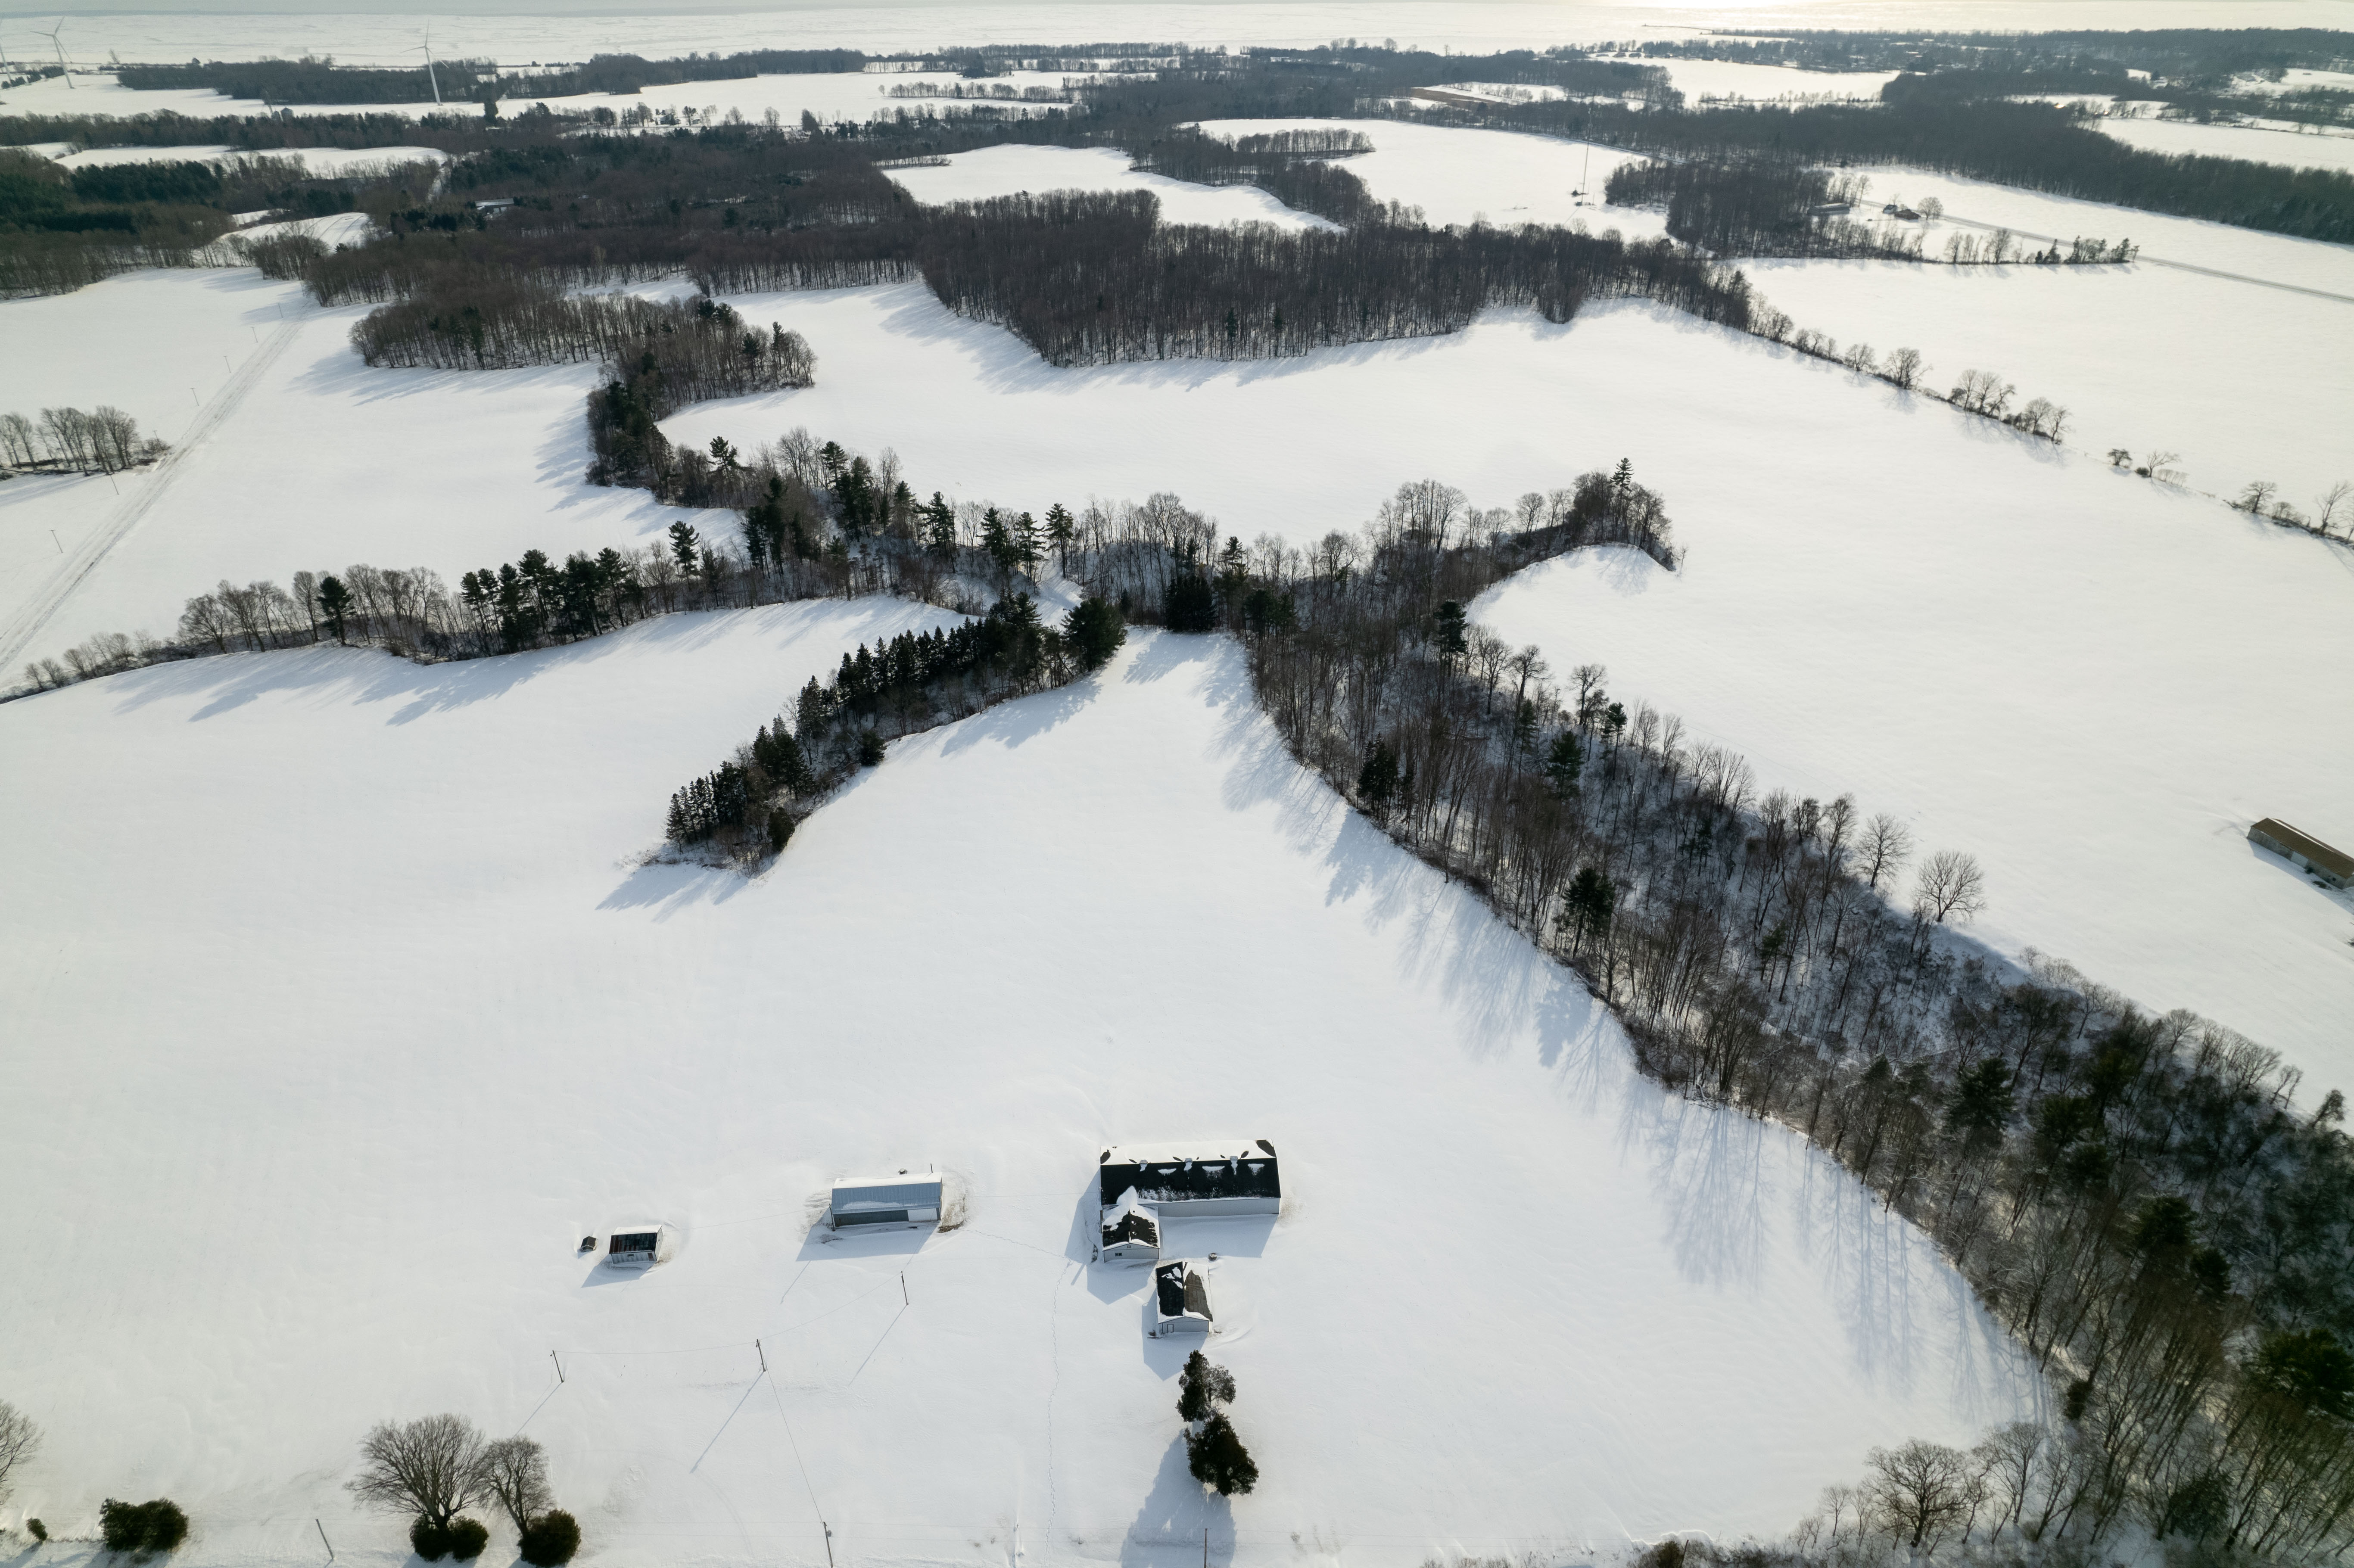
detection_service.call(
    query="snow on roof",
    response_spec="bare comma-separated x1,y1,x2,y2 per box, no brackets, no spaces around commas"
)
1154,1258,1212,1323
830,1173,943,1210
1101,1139,1274,1165
1100,1142,1278,1206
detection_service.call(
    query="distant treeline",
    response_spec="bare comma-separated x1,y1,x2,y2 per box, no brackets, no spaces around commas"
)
116,49,867,107
0,405,166,474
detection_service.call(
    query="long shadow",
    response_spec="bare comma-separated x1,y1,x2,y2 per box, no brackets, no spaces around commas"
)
1120,1438,1235,1568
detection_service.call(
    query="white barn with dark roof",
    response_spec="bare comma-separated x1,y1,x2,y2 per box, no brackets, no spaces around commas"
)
1152,1257,1214,1337
828,1173,943,1231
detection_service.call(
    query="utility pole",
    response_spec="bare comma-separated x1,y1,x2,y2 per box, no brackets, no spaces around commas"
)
550,1350,564,1383
756,1338,766,1372
316,1519,335,1561
822,1522,834,1568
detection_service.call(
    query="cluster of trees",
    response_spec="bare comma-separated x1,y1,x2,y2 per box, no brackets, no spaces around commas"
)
581,299,815,496
119,49,868,107
1947,369,2071,439
663,591,1123,856
0,1399,184,1556
916,187,1754,367
1191,475,2354,1559
0,405,165,473
1123,126,1408,227
352,285,815,386
1176,1350,1258,1496
2232,476,2354,541
1941,228,2138,264
349,1416,577,1565
1604,161,1925,259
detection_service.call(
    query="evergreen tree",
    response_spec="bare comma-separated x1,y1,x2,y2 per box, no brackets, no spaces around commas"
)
1432,600,1468,657
1163,571,1217,632
1044,502,1076,576
1544,731,1584,798
1063,597,1126,672
1176,1350,1236,1423
667,521,700,575
317,575,352,644
1015,511,1044,578
981,508,1018,586
1357,738,1400,811
1557,866,1616,954
1184,1413,1258,1497
925,492,957,561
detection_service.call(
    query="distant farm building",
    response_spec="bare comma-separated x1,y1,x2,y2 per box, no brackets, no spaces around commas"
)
1098,1141,1280,1216
828,1172,943,1231
2249,819,2354,890
1099,1189,1162,1263
603,1223,675,1269
1152,1258,1214,1337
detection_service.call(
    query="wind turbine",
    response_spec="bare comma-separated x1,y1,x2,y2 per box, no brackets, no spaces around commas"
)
37,19,73,88
412,22,442,106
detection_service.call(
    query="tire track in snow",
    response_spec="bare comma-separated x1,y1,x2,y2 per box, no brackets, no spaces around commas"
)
0,305,308,674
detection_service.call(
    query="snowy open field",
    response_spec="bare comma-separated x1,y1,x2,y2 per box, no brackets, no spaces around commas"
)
0,613,2038,1567
1644,59,1901,104
1197,118,1665,237
885,144,1336,230
9,266,2349,1083
2088,115,2354,177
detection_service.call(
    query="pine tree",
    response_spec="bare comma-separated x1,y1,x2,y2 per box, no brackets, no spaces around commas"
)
1044,502,1075,576
1557,866,1616,954
1432,600,1467,657
1185,1413,1258,1497
667,521,701,575
1063,597,1125,671
1163,572,1217,632
1357,738,1400,812
318,575,352,644
1176,1350,1236,1423
1544,731,1584,798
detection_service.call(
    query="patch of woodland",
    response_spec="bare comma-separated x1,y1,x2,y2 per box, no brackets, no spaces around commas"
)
0,405,168,475
1212,471,2354,1561
114,49,868,109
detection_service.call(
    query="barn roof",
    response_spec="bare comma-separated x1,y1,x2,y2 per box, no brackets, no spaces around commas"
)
1099,1142,1278,1206
2253,819,2354,880
1155,1259,1211,1322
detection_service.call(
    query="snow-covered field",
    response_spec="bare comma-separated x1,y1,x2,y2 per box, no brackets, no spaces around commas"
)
1644,58,1900,104
1197,118,1666,237
2088,115,2354,177
0,613,2037,1568
884,144,1336,230
1744,255,2354,507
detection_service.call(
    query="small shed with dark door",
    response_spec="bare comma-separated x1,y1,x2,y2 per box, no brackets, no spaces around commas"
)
828,1173,943,1230
1098,1141,1279,1216
1152,1257,1214,1338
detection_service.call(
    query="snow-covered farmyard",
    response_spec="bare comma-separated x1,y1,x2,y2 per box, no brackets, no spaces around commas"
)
0,615,2038,1568
884,143,1337,229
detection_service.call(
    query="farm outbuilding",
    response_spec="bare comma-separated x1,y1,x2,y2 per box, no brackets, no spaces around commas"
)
1098,1141,1279,1216
602,1223,676,1269
1152,1258,1214,1338
1099,1189,1161,1263
828,1173,943,1230
2249,819,2354,890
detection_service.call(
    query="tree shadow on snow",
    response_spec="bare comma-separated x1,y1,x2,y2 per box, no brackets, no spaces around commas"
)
1120,1438,1235,1568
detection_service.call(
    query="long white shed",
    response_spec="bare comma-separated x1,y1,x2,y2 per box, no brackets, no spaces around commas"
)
829,1173,943,1230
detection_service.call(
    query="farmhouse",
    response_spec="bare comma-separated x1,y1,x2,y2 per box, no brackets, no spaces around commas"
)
1152,1258,1214,1337
1098,1141,1280,1216
1099,1188,1161,1263
2249,819,2354,890
829,1172,943,1230
603,1223,675,1269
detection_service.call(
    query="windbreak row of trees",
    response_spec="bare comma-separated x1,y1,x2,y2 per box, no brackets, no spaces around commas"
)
663,591,1124,856
352,283,816,384
118,48,869,107
1193,476,2354,1559
1603,160,1926,259
0,405,165,473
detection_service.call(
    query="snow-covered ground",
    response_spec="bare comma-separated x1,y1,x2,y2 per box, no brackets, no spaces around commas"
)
1643,58,1900,103
1197,118,1666,236
0,607,2039,1568
1744,256,2354,507
2087,115,2354,177
0,269,714,662
884,144,1336,229
39,143,450,174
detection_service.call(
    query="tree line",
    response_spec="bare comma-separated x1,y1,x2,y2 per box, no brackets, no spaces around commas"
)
0,405,166,474
1186,474,2354,1560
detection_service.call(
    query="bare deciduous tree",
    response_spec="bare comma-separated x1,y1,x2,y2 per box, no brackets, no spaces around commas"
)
1864,1438,1983,1553
347,1414,489,1530
2239,479,2280,514
477,1436,553,1533
1884,346,1924,390
2313,480,2349,537
1860,813,1914,892
1915,849,1988,924
0,1399,41,1499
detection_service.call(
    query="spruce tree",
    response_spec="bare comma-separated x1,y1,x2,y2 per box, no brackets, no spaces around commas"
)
1184,1413,1258,1496
1544,731,1584,798
1357,739,1400,811
1432,600,1468,657
667,521,700,575
1063,598,1125,672
317,575,352,644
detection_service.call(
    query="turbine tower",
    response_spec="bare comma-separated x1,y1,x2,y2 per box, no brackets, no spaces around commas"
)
37,19,73,88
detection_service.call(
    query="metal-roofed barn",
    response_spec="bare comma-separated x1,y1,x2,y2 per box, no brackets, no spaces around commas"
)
603,1222,676,1269
1152,1257,1214,1337
2249,819,2354,890
1098,1141,1279,1216
829,1173,943,1231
